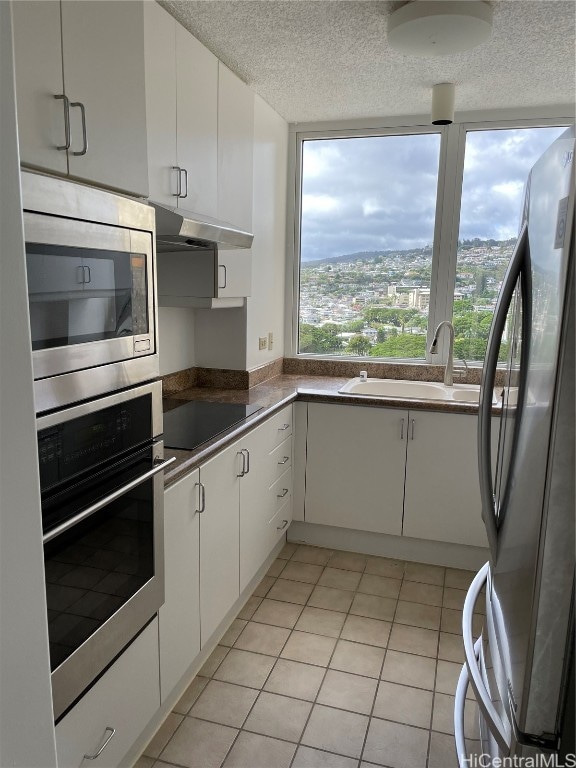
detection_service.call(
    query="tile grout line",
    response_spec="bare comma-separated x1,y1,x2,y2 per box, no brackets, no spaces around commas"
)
153,546,471,768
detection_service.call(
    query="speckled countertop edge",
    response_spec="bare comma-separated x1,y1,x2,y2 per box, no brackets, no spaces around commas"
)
163,374,501,487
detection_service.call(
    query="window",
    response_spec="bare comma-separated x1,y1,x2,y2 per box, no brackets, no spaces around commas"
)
292,120,569,363
453,126,567,362
298,131,441,359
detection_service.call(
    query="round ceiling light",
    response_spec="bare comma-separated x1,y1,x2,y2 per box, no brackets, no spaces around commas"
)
388,1,493,56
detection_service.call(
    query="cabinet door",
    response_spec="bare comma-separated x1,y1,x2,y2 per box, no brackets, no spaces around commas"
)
55,619,159,768
12,0,68,175
144,0,177,205
403,411,490,547
199,443,241,646
176,24,218,218
239,425,273,592
61,1,149,196
159,470,200,703
305,403,406,535
217,63,254,231
217,249,252,298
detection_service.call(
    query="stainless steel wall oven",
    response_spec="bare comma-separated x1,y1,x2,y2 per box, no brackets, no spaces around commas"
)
38,381,171,721
22,172,159,413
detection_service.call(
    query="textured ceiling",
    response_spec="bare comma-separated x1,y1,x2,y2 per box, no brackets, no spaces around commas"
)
159,0,575,124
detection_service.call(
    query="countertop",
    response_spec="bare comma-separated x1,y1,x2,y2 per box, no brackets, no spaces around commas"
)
163,374,494,486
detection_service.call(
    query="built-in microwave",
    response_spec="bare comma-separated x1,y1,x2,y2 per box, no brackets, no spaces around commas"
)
22,172,159,413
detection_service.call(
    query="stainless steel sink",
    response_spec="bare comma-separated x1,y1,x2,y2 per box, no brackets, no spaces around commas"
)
338,377,497,404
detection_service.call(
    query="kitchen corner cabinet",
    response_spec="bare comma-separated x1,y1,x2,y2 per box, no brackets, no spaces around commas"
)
159,469,201,703
13,0,149,197
303,402,494,548
55,618,159,768
305,403,406,535
144,1,218,215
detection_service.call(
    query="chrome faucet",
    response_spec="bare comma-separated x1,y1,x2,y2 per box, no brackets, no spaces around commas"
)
429,321,455,386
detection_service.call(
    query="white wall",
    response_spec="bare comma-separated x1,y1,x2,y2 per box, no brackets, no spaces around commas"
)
0,4,57,764
158,306,196,376
194,306,247,370
246,95,289,370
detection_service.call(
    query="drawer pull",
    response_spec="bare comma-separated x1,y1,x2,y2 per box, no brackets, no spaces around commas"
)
84,726,116,760
277,488,289,498
277,519,289,531
278,456,290,465
278,423,290,431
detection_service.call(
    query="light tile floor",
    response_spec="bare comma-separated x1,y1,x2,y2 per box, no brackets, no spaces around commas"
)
138,545,484,768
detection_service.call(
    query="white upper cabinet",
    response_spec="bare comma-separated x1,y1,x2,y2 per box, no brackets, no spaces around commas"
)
176,23,218,217
144,2,218,215
12,1,67,175
13,1,149,197
217,62,254,232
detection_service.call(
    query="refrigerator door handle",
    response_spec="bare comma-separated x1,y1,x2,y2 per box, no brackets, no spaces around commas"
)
478,222,528,558
463,563,511,752
455,637,482,768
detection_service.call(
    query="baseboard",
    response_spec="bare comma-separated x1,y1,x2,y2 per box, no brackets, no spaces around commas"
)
287,521,488,571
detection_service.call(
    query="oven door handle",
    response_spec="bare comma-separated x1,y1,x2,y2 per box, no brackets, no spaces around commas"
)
42,456,176,544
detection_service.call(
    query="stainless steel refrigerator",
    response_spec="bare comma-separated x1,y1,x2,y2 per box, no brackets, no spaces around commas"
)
454,126,575,765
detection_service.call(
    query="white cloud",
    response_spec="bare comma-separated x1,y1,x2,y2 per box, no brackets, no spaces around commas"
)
362,199,383,216
302,193,340,215
492,180,524,200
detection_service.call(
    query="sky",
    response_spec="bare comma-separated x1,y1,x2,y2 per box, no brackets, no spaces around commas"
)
300,126,567,262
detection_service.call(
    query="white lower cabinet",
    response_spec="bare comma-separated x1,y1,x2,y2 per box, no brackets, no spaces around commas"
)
159,469,200,703
198,444,241,647
55,618,159,768
305,403,406,535
303,402,493,548
402,410,489,547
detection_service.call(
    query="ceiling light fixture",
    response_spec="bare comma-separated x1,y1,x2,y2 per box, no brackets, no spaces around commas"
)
388,1,493,57
431,82,455,125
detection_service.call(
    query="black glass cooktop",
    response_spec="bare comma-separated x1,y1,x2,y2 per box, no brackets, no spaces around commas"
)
162,400,263,451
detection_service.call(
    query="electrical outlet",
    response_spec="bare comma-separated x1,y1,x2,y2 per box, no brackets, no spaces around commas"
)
258,336,267,350
268,332,274,350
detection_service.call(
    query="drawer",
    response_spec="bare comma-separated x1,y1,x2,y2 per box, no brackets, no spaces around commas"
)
264,405,293,450
56,619,160,768
266,436,293,486
269,467,292,520
269,499,293,545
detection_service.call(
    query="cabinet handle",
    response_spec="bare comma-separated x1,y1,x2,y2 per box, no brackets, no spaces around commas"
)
180,167,188,198
243,448,250,475
84,265,91,284
236,451,245,477
400,418,405,440
70,101,88,156
195,481,205,513
172,166,182,197
76,265,85,284
84,726,116,760
277,519,289,531
54,94,71,151
218,264,227,289
278,456,290,465
278,424,290,431
410,418,415,440
277,488,289,498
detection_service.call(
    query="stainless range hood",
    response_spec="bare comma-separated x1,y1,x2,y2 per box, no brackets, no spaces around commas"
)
149,201,253,252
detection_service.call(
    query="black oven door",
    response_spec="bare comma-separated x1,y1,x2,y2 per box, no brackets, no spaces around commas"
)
37,382,169,721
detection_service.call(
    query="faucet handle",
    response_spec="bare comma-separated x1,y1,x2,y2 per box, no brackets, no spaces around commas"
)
359,370,368,382
453,359,469,382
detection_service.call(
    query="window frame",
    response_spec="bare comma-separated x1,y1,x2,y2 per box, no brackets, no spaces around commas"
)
286,114,572,366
